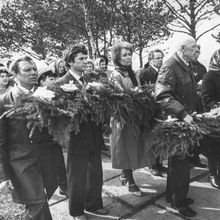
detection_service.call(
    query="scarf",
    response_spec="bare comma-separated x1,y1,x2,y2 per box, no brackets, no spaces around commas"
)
209,49,220,72
115,65,138,87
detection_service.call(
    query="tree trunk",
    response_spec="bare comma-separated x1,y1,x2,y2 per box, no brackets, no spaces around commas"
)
190,0,196,39
82,0,96,59
139,47,143,68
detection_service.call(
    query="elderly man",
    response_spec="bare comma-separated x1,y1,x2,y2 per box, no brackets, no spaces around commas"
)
155,37,197,217
55,44,108,220
0,56,58,220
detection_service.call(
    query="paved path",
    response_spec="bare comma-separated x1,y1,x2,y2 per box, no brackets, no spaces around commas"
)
49,152,220,220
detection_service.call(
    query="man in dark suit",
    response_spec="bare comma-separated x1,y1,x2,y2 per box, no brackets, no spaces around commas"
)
155,37,198,217
0,56,58,219
55,45,108,220
139,49,164,85
188,44,207,168
139,49,167,177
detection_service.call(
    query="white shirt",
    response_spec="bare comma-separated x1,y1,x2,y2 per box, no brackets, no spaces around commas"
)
17,82,35,94
150,65,159,73
177,51,189,66
69,69,83,85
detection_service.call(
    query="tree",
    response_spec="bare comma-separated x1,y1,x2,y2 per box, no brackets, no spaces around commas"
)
162,0,220,40
111,0,171,67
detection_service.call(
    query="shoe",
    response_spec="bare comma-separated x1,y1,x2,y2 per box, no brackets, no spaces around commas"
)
72,214,87,220
149,168,163,177
158,164,168,173
166,197,194,205
182,198,194,205
128,184,145,197
119,176,128,185
209,175,220,188
86,208,109,215
172,205,196,217
190,161,206,168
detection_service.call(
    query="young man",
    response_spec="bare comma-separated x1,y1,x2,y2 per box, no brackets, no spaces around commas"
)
0,56,58,219
55,45,108,220
155,37,197,218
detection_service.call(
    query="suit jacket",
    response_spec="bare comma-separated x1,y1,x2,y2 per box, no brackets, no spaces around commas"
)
55,71,103,154
155,52,197,119
0,85,58,203
139,65,158,85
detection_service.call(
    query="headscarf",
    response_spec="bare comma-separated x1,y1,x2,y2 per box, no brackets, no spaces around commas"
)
209,49,220,72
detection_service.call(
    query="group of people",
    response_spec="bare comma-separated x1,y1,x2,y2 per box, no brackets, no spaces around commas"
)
0,36,220,220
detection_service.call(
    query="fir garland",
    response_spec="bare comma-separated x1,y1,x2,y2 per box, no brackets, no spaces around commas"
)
0,82,157,148
145,113,220,160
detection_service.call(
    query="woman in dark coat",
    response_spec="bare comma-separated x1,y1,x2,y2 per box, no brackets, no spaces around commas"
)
109,41,153,196
201,49,220,188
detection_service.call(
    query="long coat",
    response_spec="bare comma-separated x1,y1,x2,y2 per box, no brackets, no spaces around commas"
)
0,85,58,204
155,52,198,119
109,68,153,169
201,70,220,111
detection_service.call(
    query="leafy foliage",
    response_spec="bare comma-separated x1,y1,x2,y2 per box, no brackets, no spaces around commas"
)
146,113,220,160
1,82,157,148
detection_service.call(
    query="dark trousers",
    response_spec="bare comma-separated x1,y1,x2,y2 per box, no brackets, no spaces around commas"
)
67,151,103,217
166,156,190,206
200,137,220,177
24,202,52,220
55,145,67,189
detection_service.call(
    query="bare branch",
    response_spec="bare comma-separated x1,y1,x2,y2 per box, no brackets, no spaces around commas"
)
163,0,191,27
197,23,220,40
195,0,210,17
175,0,190,16
167,27,191,35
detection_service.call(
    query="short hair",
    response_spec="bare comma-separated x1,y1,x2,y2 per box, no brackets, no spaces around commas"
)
86,59,95,70
10,55,34,75
0,66,9,75
148,49,164,62
64,44,87,68
176,36,196,51
111,41,133,66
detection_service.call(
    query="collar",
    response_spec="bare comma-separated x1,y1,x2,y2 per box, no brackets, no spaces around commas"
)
17,82,35,94
69,69,82,85
150,65,159,73
176,51,189,66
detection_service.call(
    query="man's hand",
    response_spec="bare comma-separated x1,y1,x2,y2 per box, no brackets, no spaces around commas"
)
183,114,193,123
0,180,13,194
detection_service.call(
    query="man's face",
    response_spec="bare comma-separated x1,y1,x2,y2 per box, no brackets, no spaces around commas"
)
16,60,38,89
192,47,200,61
69,52,87,73
151,52,163,69
183,39,197,62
